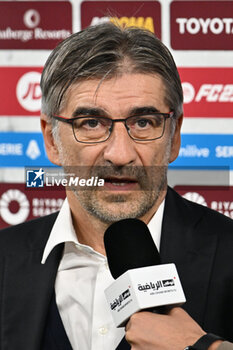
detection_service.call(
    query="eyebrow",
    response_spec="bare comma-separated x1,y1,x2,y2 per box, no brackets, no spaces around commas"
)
71,106,161,118
72,107,108,118
129,106,161,116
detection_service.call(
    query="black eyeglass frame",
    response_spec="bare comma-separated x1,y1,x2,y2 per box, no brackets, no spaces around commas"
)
52,111,174,144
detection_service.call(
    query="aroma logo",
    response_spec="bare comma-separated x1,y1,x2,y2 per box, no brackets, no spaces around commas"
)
81,1,161,38
90,16,155,33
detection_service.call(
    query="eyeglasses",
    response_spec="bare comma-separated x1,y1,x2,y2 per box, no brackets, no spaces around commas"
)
52,112,174,144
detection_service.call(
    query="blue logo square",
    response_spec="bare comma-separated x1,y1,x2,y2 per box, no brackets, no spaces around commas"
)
26,169,44,187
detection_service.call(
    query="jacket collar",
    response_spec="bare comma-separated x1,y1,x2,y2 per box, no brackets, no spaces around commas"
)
160,187,218,325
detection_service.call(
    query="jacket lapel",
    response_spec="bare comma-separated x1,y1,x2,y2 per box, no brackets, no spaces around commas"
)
160,187,218,325
2,244,63,350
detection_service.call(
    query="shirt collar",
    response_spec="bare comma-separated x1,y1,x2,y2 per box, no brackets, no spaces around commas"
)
41,198,78,264
41,197,165,264
148,199,165,251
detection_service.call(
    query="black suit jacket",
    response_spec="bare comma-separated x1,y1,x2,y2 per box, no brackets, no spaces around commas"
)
0,187,233,350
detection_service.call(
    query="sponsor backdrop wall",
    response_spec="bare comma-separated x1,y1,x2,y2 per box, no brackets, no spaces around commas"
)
0,0,232,228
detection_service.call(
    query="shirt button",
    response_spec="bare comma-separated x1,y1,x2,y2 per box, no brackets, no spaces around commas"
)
99,326,108,335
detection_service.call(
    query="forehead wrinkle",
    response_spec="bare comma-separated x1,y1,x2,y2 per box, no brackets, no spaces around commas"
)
62,73,169,118
93,68,114,104
93,58,137,102
93,70,163,103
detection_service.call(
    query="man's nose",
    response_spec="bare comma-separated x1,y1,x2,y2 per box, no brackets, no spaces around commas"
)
103,122,137,166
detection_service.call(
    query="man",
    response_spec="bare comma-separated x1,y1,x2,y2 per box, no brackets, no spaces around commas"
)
0,23,232,350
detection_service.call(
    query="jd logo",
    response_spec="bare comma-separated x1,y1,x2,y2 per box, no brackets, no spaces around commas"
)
16,71,42,112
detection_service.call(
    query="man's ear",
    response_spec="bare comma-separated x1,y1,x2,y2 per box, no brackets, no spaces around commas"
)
169,114,183,164
40,113,61,166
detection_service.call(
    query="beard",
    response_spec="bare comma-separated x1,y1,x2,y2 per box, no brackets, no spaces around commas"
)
71,165,167,223
58,163,168,224
56,139,171,224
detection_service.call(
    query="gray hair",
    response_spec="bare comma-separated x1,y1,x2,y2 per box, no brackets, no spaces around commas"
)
40,22,183,131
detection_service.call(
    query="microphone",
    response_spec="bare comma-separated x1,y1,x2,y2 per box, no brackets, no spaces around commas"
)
104,218,186,327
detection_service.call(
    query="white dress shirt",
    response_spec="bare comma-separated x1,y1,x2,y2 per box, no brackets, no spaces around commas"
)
41,198,164,350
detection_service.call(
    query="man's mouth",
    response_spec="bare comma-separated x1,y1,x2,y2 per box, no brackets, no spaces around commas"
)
103,177,139,190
